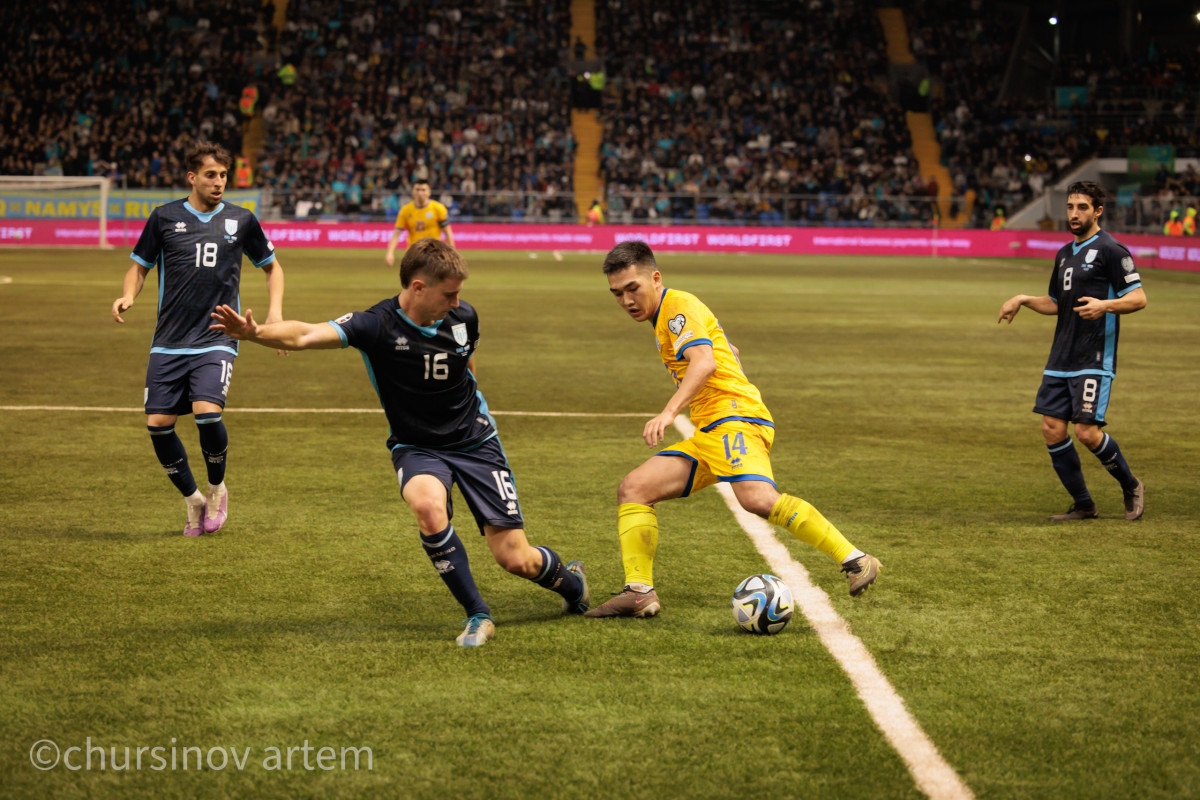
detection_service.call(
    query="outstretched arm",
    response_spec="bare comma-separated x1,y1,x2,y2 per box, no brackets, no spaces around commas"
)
997,294,1057,323
112,263,150,323
210,305,343,350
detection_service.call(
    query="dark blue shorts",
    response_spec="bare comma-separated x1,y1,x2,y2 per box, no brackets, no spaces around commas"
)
389,436,525,534
145,351,235,415
1033,373,1112,426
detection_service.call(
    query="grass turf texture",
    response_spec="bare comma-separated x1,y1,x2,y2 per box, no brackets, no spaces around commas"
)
1,249,1198,799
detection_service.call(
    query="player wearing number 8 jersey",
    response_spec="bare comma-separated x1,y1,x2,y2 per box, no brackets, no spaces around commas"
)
998,181,1147,520
112,142,285,537
585,241,881,619
209,238,589,646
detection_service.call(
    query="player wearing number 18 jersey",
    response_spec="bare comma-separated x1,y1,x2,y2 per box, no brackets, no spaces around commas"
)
998,181,1147,520
112,142,285,537
209,239,588,647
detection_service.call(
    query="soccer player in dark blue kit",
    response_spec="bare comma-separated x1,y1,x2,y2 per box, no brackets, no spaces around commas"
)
209,238,589,647
998,181,1147,520
113,143,285,537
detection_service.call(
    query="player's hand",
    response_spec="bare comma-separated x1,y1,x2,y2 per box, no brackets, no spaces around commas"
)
112,296,134,323
210,304,257,340
385,251,395,267
1074,296,1108,320
997,297,1022,324
643,411,676,446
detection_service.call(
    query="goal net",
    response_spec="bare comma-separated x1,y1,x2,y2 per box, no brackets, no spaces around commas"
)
0,175,113,248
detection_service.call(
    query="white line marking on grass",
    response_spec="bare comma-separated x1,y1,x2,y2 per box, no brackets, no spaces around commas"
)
674,417,974,800
0,405,651,418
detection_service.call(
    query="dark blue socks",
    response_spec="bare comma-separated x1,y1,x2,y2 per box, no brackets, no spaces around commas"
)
420,525,490,618
532,545,585,604
1047,438,1093,508
195,412,228,486
148,424,198,497
1089,433,1139,493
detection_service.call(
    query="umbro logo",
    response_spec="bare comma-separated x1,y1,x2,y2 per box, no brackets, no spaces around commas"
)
174,221,187,232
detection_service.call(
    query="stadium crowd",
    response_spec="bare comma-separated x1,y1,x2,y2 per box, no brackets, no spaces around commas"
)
2,0,1196,230
255,0,577,221
0,0,270,186
595,0,931,225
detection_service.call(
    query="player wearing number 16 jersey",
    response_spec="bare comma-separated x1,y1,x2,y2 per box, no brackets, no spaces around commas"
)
209,238,589,647
112,142,285,537
998,181,1147,521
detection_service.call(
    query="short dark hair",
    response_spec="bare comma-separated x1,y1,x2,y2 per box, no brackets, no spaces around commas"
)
412,179,431,188
1066,181,1105,209
602,240,657,275
400,238,468,288
185,142,233,173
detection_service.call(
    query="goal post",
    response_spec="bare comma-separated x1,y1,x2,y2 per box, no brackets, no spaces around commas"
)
0,175,113,248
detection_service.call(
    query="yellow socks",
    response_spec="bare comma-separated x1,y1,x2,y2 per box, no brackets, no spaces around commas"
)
618,503,659,587
768,494,856,563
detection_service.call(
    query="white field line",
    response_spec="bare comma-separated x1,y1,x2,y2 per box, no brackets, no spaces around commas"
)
674,417,974,800
0,405,651,418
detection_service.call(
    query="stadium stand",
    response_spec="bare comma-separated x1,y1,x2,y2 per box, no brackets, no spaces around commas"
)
2,0,1196,231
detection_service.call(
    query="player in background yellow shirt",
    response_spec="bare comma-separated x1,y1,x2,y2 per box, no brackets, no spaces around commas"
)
385,179,455,266
586,241,881,617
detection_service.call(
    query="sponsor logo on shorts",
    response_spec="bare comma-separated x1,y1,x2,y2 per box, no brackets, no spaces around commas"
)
506,501,518,515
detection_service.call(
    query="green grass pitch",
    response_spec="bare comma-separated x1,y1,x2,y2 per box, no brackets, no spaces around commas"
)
1,248,1198,799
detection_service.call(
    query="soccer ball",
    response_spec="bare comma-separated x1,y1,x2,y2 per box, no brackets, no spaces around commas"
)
732,574,794,635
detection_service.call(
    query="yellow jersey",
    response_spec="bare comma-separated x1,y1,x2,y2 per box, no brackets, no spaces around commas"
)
652,288,773,431
395,200,449,243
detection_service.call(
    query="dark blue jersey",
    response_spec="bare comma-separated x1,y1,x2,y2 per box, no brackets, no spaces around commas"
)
1044,229,1142,377
328,297,497,451
130,199,276,355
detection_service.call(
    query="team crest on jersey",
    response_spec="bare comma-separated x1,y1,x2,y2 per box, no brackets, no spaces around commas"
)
667,314,686,335
1085,249,1097,263
334,312,353,324
451,323,468,346
225,219,239,235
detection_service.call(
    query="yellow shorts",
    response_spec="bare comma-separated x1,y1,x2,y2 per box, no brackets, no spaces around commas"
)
659,420,775,497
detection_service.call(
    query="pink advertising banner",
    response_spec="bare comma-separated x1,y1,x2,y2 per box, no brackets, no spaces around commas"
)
4,220,1198,272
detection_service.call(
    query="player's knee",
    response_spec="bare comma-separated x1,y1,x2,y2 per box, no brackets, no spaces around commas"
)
1075,426,1103,450
1041,417,1067,442
617,473,649,505
408,498,448,532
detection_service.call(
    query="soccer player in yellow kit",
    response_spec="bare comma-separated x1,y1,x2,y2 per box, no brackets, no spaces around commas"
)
385,179,455,266
586,241,881,617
